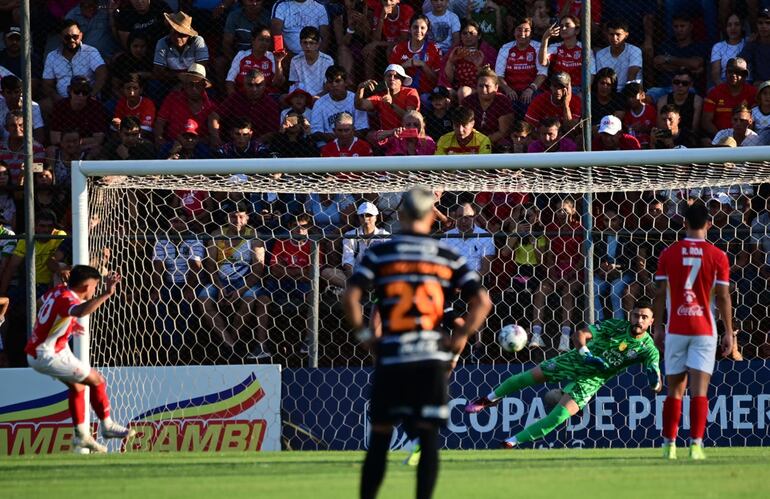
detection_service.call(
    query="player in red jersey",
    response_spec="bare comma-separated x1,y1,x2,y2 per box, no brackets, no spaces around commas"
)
25,265,135,453
653,202,734,460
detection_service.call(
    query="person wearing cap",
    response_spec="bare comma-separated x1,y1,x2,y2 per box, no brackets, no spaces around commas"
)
710,103,761,147
280,86,314,127
0,27,26,81
648,12,708,103
115,0,173,50
161,118,211,160
287,26,334,97
155,63,215,146
702,57,757,139
524,71,582,131
360,0,415,82
436,105,492,154
43,19,107,100
321,113,373,157
0,76,45,144
153,11,209,84
592,114,641,151
271,0,331,55
751,79,770,130
356,63,420,134
341,202,390,277
424,85,454,141
344,186,490,499
739,8,770,84
49,76,109,151
225,25,286,96
65,0,120,59
310,65,369,145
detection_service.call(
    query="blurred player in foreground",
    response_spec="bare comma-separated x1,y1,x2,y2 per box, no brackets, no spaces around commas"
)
654,202,734,460
344,187,492,499
25,265,136,453
465,299,661,448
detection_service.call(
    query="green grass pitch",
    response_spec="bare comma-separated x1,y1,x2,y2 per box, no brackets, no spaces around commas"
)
1,448,768,499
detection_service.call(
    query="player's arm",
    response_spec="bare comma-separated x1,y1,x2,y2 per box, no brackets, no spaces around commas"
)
343,283,377,347
652,279,667,352
573,326,592,350
451,288,492,352
714,283,734,357
576,323,610,369
70,273,121,318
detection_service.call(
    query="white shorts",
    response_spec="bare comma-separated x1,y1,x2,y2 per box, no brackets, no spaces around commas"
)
664,333,717,376
27,348,91,383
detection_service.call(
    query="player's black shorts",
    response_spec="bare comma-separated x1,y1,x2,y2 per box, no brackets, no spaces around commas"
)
369,360,449,426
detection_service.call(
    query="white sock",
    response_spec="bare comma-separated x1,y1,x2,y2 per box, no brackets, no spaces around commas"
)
76,423,89,437
504,436,518,446
101,416,114,427
487,390,499,402
532,325,543,336
691,438,703,446
561,325,572,336
663,438,674,445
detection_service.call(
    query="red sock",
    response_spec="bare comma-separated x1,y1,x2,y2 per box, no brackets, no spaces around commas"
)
68,388,86,426
690,396,709,441
89,382,111,420
663,397,682,441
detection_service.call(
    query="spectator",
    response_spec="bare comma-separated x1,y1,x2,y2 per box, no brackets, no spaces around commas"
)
622,82,657,148
99,116,157,161
497,204,546,299
710,12,746,86
539,14,593,93
341,201,390,277
0,76,45,144
115,0,173,50
423,85,453,141
0,111,46,189
495,15,546,117
287,26,335,97
655,67,703,132
711,104,762,147
46,129,87,189
271,0,331,55
650,104,699,149
0,162,16,229
496,119,534,153
529,0,553,40
702,57,757,139
470,0,507,49
49,76,108,150
530,197,583,352
425,0,460,54
389,14,442,96
321,112,373,157
161,119,211,159
66,0,119,60
594,19,642,91
601,0,655,47
441,18,496,99
751,80,770,131
112,74,156,136
592,115,641,151
310,65,370,145
442,202,495,276
739,8,770,84
334,0,372,83
462,65,514,146
0,27,37,87
593,207,633,322
376,110,437,155
153,11,210,84
527,116,578,153
109,31,154,91
306,192,355,234
155,63,215,146
210,68,281,145
435,105,492,154
33,168,68,235
280,86,315,125
43,19,107,101
356,63,420,135
525,71,582,131
226,25,286,95
751,194,770,281
361,0,413,81
223,0,273,60
590,67,625,130
268,111,319,158
216,118,270,159
649,12,708,102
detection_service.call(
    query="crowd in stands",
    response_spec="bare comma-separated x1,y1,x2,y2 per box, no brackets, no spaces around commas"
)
1,0,770,366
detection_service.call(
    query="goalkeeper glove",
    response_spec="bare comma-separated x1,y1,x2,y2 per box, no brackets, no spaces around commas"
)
646,368,662,393
582,352,610,370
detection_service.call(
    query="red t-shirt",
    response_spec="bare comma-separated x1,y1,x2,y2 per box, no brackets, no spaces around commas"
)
271,239,313,268
704,83,758,131
655,238,730,336
545,42,586,88
389,40,443,94
214,91,280,138
157,89,215,141
499,42,540,92
546,220,584,277
114,96,157,132
370,4,414,43
622,103,657,148
25,285,82,357
320,137,373,157
591,133,641,151
524,92,582,125
229,51,277,93
463,92,513,140
50,97,109,135
369,87,420,130
475,192,531,223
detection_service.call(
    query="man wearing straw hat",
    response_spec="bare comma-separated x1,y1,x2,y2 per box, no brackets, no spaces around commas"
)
154,11,210,84
155,63,215,146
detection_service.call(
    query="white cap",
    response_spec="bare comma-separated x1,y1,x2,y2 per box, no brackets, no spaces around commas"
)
357,201,379,216
710,192,733,206
598,115,622,136
383,64,413,87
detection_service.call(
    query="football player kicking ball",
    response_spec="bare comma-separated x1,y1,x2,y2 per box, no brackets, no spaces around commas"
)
25,265,136,453
465,299,661,448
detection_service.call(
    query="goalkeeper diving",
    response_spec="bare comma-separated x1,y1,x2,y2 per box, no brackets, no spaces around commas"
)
465,298,661,448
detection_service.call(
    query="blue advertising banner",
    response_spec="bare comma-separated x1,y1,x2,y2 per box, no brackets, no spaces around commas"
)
282,361,770,450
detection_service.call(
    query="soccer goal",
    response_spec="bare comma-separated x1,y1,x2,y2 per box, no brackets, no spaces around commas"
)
73,147,770,450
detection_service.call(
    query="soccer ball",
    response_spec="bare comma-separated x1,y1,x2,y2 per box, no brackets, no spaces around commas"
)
497,324,528,353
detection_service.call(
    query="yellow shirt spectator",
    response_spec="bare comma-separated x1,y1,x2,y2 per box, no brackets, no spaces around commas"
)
435,130,492,155
11,229,67,286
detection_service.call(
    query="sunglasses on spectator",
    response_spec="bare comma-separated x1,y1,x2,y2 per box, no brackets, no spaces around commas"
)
293,223,310,230
62,33,80,40
671,79,691,86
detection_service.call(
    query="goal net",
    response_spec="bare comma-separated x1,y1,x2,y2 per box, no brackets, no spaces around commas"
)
75,148,770,450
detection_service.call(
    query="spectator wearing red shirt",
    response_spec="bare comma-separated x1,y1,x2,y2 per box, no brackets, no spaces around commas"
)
356,64,420,140
702,57,757,139
592,115,641,151
112,74,156,136
389,14,442,95
622,82,656,148
495,16,546,116
442,19,498,99
155,63,215,146
210,68,280,145
539,15,594,93
320,113,373,157
525,71,582,130
362,0,413,81
50,76,108,152
462,65,514,145
225,25,287,96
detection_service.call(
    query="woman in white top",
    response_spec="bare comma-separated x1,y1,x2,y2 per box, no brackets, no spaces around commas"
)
710,13,746,86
